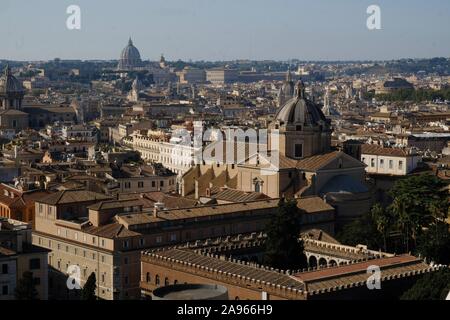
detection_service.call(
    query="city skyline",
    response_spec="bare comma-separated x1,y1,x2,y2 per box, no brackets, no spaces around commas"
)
1,0,450,61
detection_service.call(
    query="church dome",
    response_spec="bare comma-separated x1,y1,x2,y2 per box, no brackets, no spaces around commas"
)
319,174,369,195
117,38,142,70
275,80,327,126
0,65,24,95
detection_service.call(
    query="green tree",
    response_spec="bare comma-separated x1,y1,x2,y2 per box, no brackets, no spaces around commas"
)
401,268,450,300
388,175,448,253
336,213,383,250
371,203,391,252
416,222,450,265
81,272,97,300
263,198,307,270
15,271,38,300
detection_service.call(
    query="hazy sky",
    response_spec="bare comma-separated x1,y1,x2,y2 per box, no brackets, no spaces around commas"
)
1,0,449,61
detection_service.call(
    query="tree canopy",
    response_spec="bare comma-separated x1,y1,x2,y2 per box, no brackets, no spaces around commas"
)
337,174,449,264
81,272,97,300
263,198,307,270
401,268,450,300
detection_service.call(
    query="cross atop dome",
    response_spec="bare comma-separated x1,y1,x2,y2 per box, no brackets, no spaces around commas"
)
286,67,292,82
3,64,11,76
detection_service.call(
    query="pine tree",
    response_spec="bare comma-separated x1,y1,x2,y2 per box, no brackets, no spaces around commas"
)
15,271,38,300
401,268,450,300
263,198,307,270
81,272,97,300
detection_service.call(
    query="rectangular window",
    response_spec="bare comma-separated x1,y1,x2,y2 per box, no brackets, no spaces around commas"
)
389,160,393,169
29,258,41,270
138,181,144,188
2,285,8,295
139,238,145,246
379,159,384,168
399,161,403,170
123,240,129,249
160,181,164,187
294,144,303,158
170,234,177,242
152,181,156,188
371,158,375,167
1,264,8,274
156,236,162,244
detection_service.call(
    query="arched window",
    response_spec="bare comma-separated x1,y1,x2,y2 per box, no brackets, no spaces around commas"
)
164,277,169,286
174,280,178,285
235,296,240,300
146,272,151,283
155,275,160,286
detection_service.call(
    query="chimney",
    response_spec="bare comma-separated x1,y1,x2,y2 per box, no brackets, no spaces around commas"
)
153,202,165,217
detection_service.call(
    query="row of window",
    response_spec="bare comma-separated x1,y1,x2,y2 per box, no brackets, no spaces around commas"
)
121,233,176,249
36,236,108,263
145,273,180,287
363,157,404,170
120,180,167,189
53,229,107,247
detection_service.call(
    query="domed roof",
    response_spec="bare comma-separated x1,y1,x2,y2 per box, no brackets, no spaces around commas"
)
319,174,369,195
275,80,327,126
118,38,142,70
0,65,24,95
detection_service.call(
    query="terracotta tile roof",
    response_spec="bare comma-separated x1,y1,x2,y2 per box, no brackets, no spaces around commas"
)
294,255,426,284
83,223,140,239
118,197,332,226
212,188,269,202
295,151,343,171
87,199,144,211
144,248,306,290
38,190,112,205
361,144,409,157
